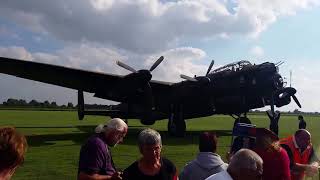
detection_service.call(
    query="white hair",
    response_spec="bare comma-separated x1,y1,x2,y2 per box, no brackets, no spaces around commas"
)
228,149,263,173
138,128,162,148
95,118,127,133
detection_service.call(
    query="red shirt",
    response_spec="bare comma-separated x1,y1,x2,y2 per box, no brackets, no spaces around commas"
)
254,147,291,180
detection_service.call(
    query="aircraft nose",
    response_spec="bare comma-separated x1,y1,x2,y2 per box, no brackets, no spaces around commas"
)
273,73,284,89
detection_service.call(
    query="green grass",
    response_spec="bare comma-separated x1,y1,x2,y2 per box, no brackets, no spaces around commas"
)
0,110,319,179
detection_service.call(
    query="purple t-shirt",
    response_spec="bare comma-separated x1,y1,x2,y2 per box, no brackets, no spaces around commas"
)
78,134,116,176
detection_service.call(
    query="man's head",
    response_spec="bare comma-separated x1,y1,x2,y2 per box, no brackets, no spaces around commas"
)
0,127,27,179
294,129,311,151
298,115,304,121
199,132,218,153
228,149,263,180
95,118,128,147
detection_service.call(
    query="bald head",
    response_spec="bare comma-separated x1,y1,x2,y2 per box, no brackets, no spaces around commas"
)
295,129,311,150
228,149,263,180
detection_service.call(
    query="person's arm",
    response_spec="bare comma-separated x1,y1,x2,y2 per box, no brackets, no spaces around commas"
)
78,172,121,180
292,163,316,173
293,147,319,174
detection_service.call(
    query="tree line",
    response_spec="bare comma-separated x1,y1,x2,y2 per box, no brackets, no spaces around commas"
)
0,98,112,109
0,98,75,109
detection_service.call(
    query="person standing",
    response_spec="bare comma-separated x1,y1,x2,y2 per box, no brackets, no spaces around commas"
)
205,149,263,180
179,132,228,180
123,128,178,180
280,129,319,180
298,115,306,129
78,118,128,180
253,128,291,180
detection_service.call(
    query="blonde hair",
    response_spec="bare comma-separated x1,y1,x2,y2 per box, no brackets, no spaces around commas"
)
257,136,280,152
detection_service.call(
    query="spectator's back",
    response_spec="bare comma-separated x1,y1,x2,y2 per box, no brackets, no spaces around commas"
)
179,132,227,180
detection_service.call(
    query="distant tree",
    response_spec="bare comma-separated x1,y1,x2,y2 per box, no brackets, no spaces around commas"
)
293,109,300,114
67,102,74,108
6,98,19,106
50,102,58,108
18,99,27,106
29,100,39,107
43,100,50,108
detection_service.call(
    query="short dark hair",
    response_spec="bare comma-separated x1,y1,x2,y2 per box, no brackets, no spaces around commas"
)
298,115,304,120
199,132,217,152
0,127,27,172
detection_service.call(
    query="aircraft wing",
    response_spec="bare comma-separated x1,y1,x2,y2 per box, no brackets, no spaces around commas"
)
0,57,172,100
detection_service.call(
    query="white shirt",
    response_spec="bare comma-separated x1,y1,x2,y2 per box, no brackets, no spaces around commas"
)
205,170,233,180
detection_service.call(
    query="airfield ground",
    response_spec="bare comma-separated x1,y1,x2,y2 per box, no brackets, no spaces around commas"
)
0,110,319,180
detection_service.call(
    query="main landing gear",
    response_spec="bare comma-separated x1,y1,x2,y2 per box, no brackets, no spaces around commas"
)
167,104,186,137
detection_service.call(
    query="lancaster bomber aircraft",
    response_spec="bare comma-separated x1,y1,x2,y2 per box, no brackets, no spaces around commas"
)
0,56,301,136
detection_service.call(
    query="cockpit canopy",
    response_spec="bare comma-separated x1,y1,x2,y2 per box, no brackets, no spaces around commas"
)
209,60,252,74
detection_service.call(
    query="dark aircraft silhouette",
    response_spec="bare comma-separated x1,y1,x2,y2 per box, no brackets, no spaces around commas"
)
0,56,301,136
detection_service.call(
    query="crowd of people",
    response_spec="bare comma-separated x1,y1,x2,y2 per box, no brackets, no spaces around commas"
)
0,115,319,180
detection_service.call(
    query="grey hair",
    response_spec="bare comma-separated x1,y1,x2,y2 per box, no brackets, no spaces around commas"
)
228,149,263,173
138,128,162,148
95,118,127,133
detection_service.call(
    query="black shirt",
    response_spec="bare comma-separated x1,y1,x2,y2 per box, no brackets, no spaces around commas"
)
122,158,177,180
299,120,307,129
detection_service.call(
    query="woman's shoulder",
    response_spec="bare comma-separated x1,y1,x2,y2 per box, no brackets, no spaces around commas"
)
124,161,139,173
122,160,140,180
161,157,177,172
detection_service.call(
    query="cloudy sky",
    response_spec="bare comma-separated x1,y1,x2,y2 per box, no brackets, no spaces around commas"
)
0,0,320,112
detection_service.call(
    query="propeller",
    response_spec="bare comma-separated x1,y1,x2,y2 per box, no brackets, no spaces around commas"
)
150,56,164,72
116,56,165,110
116,56,164,73
180,74,197,82
116,61,137,73
278,87,301,108
292,95,301,108
206,60,215,76
180,59,214,82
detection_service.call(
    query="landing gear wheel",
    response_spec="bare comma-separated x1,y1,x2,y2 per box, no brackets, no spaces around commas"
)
167,112,186,137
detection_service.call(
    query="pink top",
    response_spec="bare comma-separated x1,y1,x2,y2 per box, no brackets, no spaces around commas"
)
254,147,291,180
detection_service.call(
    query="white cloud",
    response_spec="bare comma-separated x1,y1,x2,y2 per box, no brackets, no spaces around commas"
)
147,47,209,82
250,45,264,57
0,0,318,53
0,46,33,60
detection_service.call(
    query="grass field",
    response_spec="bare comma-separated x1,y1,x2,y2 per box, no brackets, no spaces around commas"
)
0,110,319,180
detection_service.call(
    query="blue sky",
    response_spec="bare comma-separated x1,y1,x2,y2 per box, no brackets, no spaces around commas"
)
0,0,320,112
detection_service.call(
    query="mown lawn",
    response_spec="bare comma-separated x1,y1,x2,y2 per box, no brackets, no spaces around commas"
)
0,110,319,179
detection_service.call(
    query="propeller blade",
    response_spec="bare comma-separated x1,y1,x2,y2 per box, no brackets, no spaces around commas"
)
292,95,302,108
149,56,164,72
116,61,137,73
206,60,215,76
180,74,197,82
